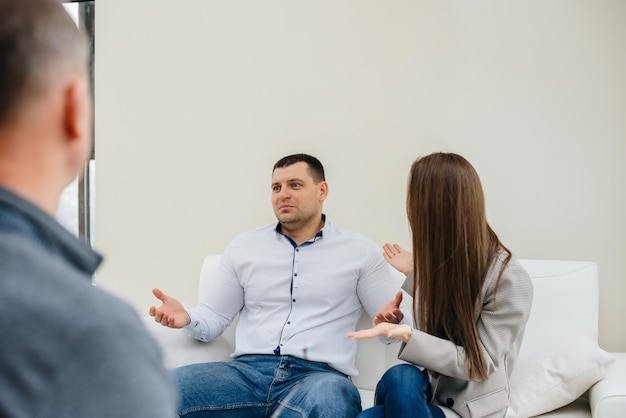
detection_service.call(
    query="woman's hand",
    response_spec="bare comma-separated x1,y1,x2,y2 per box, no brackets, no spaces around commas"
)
346,323,413,343
383,243,412,275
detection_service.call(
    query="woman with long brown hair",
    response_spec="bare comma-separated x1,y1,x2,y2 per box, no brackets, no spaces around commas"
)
348,152,533,418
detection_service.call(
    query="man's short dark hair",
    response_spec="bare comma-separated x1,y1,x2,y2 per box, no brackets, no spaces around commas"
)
0,0,87,124
273,154,326,184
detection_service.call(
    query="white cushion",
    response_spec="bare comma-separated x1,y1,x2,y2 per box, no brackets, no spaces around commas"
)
358,389,375,410
507,331,613,418
142,317,233,369
506,260,614,418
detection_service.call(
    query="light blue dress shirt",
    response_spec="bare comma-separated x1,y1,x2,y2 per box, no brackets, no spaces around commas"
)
184,218,403,376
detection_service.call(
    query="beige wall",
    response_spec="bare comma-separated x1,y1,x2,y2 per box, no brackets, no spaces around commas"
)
95,1,626,351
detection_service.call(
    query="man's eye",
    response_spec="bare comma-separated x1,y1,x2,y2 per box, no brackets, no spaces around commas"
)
272,186,280,192
291,183,301,189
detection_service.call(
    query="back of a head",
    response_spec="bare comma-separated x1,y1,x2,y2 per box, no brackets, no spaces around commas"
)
273,153,326,184
0,0,87,126
407,152,487,250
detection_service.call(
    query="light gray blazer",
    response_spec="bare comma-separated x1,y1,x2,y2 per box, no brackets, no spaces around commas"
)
398,253,533,418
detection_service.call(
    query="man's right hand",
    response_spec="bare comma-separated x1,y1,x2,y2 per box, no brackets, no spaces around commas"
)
149,288,191,328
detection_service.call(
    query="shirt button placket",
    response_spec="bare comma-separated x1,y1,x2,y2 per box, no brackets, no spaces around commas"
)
292,247,299,313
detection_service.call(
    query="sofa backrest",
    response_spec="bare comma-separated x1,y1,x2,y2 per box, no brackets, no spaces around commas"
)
197,255,600,391
516,259,599,357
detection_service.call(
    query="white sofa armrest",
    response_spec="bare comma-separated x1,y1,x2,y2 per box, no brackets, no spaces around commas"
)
142,317,233,369
590,352,626,418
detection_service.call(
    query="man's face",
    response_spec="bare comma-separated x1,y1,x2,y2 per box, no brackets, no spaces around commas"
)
271,161,328,232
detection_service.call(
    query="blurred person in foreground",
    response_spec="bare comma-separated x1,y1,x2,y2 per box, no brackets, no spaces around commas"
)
0,0,177,416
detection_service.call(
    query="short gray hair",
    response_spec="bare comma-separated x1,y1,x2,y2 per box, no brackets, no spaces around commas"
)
0,0,88,124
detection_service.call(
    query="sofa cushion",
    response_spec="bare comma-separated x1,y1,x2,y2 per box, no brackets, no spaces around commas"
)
506,260,614,418
142,317,233,369
507,331,613,418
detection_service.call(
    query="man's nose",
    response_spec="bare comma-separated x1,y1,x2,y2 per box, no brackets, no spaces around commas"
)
277,187,290,200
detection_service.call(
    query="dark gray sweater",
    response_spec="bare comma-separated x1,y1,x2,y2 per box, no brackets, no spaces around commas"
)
0,187,178,417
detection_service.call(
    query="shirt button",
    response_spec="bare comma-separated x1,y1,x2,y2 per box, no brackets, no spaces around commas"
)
287,321,291,324
294,273,298,276
446,398,454,407
292,299,296,302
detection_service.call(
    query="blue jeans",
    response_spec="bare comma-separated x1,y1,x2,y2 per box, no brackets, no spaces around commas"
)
358,364,444,418
171,354,361,417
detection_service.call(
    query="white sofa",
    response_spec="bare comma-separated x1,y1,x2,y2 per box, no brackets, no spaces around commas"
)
144,256,626,417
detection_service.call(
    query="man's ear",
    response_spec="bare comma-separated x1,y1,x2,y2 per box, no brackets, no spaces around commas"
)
62,77,89,142
319,181,329,202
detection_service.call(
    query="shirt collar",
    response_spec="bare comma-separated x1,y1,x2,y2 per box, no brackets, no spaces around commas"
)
275,214,326,247
0,187,102,277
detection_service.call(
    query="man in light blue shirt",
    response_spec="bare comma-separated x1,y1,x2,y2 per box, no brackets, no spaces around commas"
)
150,154,405,417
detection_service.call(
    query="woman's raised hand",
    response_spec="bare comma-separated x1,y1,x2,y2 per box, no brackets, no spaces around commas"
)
382,243,412,275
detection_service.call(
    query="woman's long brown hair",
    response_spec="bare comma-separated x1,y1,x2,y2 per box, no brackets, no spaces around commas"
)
407,153,510,381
